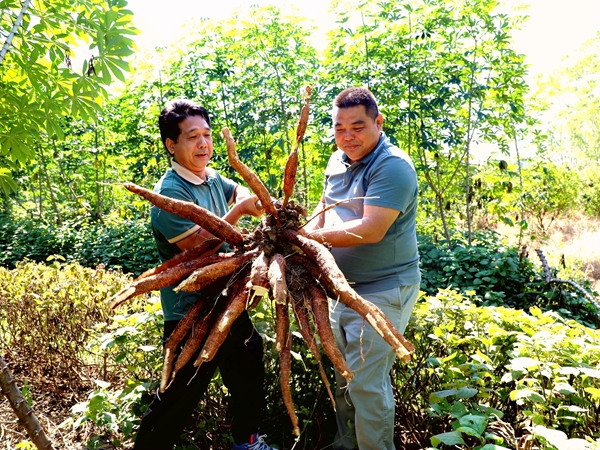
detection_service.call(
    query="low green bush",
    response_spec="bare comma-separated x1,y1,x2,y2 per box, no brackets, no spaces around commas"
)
0,260,133,389
395,289,600,450
0,214,159,276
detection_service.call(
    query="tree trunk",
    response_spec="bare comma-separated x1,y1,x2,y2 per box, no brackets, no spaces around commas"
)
38,143,62,225
0,355,54,450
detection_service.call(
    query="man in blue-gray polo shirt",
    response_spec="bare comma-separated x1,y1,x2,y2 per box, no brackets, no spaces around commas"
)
304,87,420,450
134,100,275,450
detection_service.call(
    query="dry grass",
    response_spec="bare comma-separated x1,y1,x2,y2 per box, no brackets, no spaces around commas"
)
493,213,600,293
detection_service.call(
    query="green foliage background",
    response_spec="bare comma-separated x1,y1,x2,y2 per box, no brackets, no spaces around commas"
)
2,0,600,449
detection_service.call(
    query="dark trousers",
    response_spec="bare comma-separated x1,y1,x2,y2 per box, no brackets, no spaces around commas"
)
133,311,265,450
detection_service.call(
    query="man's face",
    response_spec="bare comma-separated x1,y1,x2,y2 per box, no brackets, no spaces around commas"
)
333,105,383,162
166,115,214,178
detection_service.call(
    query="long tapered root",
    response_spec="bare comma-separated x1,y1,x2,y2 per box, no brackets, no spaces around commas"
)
170,300,224,384
175,250,257,293
123,183,244,248
160,298,206,391
109,252,236,309
135,238,222,282
221,128,279,224
283,85,311,208
268,253,288,306
108,253,233,309
276,297,300,436
194,275,251,367
308,284,354,381
293,291,336,411
285,230,414,361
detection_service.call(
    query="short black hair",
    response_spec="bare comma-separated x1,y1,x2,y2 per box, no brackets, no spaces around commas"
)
333,87,379,120
158,99,211,153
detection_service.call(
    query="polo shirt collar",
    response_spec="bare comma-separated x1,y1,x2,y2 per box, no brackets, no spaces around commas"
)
171,160,214,185
340,132,387,168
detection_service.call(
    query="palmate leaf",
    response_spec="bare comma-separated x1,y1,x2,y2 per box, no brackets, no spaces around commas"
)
96,54,130,83
0,126,35,163
0,168,18,196
0,0,137,190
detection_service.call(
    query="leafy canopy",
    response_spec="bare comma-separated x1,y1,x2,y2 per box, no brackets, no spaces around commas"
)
0,0,138,194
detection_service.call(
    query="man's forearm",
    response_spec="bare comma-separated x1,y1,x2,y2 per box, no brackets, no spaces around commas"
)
305,219,374,247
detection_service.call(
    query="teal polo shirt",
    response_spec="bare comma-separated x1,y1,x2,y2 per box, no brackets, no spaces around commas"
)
150,162,236,321
322,133,421,294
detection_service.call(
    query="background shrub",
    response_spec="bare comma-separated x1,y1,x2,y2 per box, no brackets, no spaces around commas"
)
419,230,600,329
0,214,159,276
0,260,133,390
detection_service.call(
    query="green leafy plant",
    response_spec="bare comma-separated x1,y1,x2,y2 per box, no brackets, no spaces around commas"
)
72,297,164,448
397,290,600,449
0,0,138,194
0,214,159,276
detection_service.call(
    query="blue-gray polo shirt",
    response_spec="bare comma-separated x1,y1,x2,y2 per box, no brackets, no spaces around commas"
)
322,133,420,294
150,163,236,321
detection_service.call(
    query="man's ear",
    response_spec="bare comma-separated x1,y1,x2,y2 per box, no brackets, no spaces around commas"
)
376,113,384,129
165,138,176,155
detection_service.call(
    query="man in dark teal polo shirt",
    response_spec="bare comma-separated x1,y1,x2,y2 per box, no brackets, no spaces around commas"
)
305,87,421,450
134,99,274,450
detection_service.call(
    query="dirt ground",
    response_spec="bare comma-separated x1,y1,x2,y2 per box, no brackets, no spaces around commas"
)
0,361,98,450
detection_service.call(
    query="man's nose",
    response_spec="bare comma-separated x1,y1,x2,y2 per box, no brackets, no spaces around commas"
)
197,136,208,147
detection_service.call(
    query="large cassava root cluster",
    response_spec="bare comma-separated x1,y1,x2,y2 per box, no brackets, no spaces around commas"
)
109,86,414,436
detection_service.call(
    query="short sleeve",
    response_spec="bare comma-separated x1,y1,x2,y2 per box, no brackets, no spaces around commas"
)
364,154,418,214
151,182,198,244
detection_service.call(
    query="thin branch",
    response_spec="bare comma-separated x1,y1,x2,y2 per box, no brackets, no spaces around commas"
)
361,11,371,89
299,196,378,229
535,249,600,312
